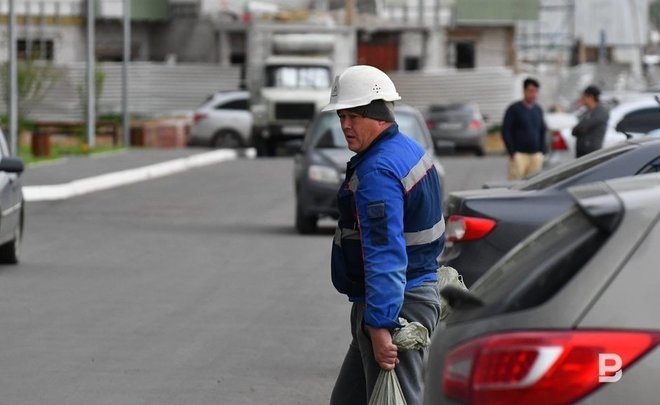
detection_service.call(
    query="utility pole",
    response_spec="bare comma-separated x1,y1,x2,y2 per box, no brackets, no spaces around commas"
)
8,0,18,156
123,0,131,146
86,0,96,149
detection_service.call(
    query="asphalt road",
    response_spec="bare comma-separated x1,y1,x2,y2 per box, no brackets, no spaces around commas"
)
0,152,507,405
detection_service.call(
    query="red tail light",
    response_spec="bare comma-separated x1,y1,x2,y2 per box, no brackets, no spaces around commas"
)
469,119,483,130
193,113,208,124
551,130,568,151
446,215,496,242
426,119,435,130
443,331,660,405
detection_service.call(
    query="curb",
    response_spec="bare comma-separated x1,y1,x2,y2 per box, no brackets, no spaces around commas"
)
23,148,256,202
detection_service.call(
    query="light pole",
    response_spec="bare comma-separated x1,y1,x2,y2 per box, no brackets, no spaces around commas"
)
86,0,96,149
122,0,130,146
8,0,18,156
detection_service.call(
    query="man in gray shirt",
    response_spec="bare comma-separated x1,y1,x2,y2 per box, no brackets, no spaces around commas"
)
572,85,609,157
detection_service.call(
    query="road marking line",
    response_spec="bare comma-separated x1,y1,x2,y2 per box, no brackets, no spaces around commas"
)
23,148,256,202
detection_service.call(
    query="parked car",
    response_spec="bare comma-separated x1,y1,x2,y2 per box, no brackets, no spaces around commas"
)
425,172,660,405
545,97,660,167
425,103,486,156
441,137,660,286
188,90,253,148
0,131,24,264
293,105,446,234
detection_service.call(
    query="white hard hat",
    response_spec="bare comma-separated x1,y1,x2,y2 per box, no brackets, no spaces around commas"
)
322,65,401,112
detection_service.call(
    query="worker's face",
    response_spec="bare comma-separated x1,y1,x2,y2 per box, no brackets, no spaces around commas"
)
337,110,383,153
523,84,539,105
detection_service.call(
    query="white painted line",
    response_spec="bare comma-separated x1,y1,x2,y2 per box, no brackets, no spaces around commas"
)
23,148,256,202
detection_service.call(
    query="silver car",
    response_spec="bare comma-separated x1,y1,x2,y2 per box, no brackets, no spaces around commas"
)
425,172,660,405
188,91,253,148
0,131,24,264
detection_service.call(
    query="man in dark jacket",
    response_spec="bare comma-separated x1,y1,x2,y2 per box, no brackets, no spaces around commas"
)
572,85,609,157
502,78,547,180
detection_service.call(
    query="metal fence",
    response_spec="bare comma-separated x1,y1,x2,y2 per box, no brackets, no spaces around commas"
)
390,67,516,125
0,62,242,122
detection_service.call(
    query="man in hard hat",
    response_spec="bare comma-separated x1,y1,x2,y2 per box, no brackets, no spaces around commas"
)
326,65,444,405
572,85,609,157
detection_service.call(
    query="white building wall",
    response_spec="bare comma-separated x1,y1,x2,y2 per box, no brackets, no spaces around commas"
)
477,28,508,67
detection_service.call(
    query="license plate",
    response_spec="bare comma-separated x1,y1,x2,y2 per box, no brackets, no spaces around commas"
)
281,126,306,135
438,122,463,130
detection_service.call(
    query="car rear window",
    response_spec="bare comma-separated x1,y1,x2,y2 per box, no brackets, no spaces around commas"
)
447,207,610,323
514,145,634,191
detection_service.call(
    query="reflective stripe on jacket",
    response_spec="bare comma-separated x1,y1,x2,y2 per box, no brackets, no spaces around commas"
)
331,123,445,329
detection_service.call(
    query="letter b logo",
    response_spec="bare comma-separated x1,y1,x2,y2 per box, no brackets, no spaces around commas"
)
599,353,622,383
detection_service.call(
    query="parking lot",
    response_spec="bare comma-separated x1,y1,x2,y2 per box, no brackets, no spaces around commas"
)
0,151,506,405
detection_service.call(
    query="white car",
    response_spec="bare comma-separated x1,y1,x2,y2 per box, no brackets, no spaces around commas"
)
545,97,660,167
189,91,253,148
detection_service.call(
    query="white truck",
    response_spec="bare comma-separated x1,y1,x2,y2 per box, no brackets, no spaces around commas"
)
246,24,355,155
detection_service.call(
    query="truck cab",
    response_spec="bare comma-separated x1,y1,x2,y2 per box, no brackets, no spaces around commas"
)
252,56,332,155
247,27,354,156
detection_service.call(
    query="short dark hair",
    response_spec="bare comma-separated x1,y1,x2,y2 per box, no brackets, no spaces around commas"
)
583,85,601,102
523,78,540,90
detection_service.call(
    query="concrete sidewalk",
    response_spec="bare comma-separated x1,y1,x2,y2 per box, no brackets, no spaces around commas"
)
22,148,256,201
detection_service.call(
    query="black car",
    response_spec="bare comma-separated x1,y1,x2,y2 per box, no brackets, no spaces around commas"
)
441,137,660,286
293,105,446,234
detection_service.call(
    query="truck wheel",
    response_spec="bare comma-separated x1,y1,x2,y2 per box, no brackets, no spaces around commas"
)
295,203,317,234
253,130,271,157
212,130,243,149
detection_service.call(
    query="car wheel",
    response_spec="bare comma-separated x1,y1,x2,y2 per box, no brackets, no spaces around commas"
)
212,130,243,149
0,216,22,264
295,203,317,234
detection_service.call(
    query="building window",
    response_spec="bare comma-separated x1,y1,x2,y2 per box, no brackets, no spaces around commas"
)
449,41,475,69
17,39,54,61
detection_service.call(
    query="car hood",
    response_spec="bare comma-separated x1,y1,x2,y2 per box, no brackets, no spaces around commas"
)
313,148,352,171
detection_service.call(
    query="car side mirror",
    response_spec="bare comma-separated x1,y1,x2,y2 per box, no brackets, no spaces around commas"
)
0,157,24,173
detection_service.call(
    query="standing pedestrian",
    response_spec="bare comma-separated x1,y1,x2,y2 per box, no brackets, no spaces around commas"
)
326,65,444,405
502,78,547,180
572,85,609,157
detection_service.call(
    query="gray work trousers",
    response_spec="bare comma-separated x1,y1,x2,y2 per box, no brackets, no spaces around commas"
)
330,283,441,405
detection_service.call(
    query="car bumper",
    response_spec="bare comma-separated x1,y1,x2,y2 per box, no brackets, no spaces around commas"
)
431,130,485,149
298,180,340,218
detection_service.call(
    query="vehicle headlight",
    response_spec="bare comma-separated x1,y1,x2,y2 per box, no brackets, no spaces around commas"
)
308,165,341,184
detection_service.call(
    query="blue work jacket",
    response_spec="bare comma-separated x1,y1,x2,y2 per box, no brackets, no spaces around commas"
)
331,123,445,329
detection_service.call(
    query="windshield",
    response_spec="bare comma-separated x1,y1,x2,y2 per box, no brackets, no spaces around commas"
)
309,111,430,150
265,65,331,89
514,145,634,191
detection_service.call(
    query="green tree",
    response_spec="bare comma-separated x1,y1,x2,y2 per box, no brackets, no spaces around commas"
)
1,59,61,123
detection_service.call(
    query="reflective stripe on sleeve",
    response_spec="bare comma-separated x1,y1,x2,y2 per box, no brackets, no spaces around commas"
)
401,153,435,193
404,217,445,246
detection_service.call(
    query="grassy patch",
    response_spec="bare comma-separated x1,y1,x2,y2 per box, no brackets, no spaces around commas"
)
19,143,127,165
